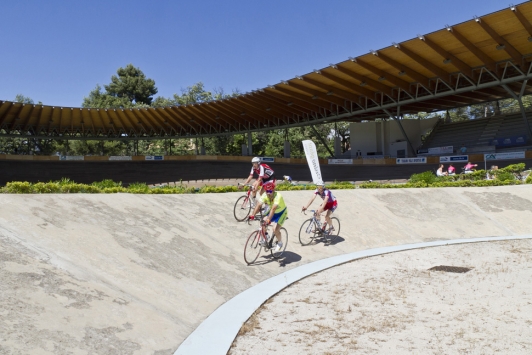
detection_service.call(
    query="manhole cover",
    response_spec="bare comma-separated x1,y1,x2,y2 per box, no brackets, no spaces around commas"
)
428,265,472,273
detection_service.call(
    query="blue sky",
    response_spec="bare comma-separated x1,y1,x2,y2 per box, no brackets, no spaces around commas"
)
0,0,514,108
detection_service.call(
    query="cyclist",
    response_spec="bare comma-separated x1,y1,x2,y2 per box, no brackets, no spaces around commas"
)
240,157,275,204
248,180,286,252
302,181,338,233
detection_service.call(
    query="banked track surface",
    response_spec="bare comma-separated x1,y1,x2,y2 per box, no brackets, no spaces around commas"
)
1,186,531,354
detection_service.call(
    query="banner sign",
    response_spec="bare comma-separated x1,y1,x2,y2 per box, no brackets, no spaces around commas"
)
396,157,427,164
260,157,275,163
328,159,353,164
428,146,453,154
490,135,527,147
109,156,132,161
302,140,323,184
145,155,164,161
439,155,468,163
484,151,525,161
60,156,84,161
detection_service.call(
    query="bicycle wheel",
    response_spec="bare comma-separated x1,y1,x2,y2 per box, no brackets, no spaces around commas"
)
298,218,317,246
244,230,262,265
325,217,341,244
271,227,288,259
234,195,251,222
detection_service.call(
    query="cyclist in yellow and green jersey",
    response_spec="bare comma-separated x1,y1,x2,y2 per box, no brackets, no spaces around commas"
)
248,180,287,252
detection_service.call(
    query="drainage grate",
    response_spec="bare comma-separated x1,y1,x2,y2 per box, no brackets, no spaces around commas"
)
428,265,472,273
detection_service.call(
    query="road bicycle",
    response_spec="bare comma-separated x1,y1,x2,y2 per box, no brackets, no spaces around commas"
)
298,210,340,245
244,218,288,265
233,184,265,222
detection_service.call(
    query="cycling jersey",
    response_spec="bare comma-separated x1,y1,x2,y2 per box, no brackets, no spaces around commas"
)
315,188,338,212
260,191,286,210
250,163,274,180
260,191,288,226
314,188,336,202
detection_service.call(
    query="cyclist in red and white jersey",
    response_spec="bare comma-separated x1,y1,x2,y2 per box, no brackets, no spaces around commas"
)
302,181,338,233
240,157,275,203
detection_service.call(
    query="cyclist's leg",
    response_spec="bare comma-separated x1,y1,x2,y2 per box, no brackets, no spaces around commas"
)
325,209,332,227
251,180,260,199
271,209,287,242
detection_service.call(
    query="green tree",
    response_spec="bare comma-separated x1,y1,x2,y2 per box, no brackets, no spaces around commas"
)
105,64,157,105
83,64,157,108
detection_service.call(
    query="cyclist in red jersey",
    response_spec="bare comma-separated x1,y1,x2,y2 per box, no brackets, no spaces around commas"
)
240,157,275,204
302,181,338,233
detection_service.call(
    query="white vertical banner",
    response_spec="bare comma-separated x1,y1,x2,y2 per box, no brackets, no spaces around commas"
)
302,140,323,184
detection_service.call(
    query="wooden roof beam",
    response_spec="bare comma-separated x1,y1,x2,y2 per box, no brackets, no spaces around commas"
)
446,26,498,74
192,103,236,131
261,89,324,112
304,72,377,98
221,98,271,125
238,95,295,121
172,105,210,134
20,105,37,132
295,77,365,104
206,101,247,129
9,103,28,131
327,65,394,98
174,106,208,134
156,107,187,133
277,83,347,108
392,43,453,87
115,109,139,136
209,101,257,130
191,103,237,132
353,59,413,93
242,93,307,118
372,50,432,90
474,17,524,68
128,109,152,134
138,108,169,135
511,5,532,39
108,109,129,133
418,35,476,81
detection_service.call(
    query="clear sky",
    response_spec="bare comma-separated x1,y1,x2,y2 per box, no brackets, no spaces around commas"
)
0,0,515,108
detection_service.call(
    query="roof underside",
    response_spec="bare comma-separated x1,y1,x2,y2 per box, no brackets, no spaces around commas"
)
2,2,532,140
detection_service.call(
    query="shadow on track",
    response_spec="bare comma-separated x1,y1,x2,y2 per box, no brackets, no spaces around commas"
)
247,251,302,267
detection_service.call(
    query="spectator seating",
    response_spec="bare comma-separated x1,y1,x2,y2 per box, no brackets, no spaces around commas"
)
422,111,532,153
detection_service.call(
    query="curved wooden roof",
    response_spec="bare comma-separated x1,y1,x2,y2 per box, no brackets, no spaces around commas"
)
1,1,532,139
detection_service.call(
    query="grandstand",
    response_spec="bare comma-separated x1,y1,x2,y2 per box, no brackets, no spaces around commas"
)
421,110,532,153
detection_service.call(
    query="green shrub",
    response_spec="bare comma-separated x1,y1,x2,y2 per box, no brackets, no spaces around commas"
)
92,179,122,189
61,183,88,193
500,163,525,175
526,174,532,184
409,171,437,184
127,182,150,193
33,182,61,193
494,171,515,181
4,181,33,193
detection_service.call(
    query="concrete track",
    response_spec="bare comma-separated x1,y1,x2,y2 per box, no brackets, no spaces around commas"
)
1,186,531,354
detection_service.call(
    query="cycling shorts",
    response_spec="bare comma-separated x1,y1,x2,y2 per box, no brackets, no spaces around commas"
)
270,207,287,226
324,200,338,212
259,175,275,185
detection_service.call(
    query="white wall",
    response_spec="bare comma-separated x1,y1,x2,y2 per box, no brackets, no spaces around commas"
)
350,117,439,158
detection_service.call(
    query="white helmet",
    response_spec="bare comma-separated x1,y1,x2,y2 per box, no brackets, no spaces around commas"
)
316,181,325,186
251,157,261,163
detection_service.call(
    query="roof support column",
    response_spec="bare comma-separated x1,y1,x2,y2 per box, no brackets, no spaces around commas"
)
247,131,253,156
310,125,335,158
501,83,532,141
383,107,417,157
